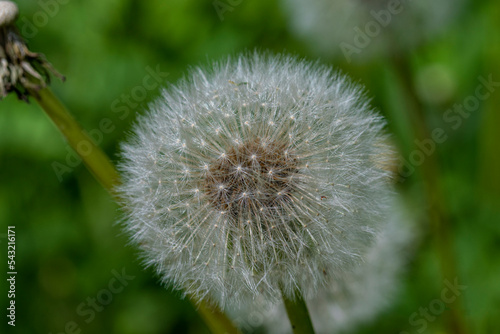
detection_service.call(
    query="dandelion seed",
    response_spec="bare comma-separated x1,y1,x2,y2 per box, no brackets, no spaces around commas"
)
118,53,396,308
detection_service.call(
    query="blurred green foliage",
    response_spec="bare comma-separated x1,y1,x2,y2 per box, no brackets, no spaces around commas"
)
1,0,499,333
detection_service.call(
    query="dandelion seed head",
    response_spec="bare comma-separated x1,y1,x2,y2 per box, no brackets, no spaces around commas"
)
118,53,395,308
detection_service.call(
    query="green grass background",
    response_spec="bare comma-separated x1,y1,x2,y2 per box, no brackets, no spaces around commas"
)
1,0,499,333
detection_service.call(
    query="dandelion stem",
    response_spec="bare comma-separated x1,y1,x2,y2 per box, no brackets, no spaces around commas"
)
281,288,316,334
29,87,120,192
391,56,469,334
29,86,240,334
195,298,241,334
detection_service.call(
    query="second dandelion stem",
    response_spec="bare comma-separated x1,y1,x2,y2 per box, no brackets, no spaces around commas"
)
30,87,120,192
392,56,468,334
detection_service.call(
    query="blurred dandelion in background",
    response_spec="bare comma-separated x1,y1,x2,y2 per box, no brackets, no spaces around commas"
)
281,0,466,62
118,52,402,311
249,201,415,333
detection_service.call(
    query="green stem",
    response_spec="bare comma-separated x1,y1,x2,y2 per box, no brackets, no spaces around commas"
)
30,87,120,193
30,87,240,334
391,57,468,334
281,288,315,334
195,298,240,334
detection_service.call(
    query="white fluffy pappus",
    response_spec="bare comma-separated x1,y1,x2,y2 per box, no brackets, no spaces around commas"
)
118,53,396,308
242,200,415,334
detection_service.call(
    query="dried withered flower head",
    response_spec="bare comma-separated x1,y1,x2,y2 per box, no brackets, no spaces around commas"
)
118,53,395,308
0,1,64,101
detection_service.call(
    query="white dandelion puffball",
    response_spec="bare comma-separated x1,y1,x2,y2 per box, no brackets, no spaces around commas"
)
253,201,414,334
282,0,465,62
118,53,395,308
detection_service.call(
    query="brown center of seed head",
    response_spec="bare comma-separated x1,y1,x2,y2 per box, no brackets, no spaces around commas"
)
204,138,299,220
